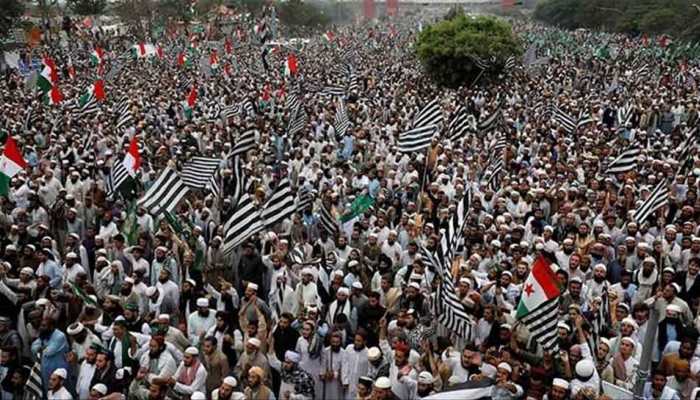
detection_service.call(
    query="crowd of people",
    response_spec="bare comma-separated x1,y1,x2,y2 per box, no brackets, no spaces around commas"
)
1,6,700,400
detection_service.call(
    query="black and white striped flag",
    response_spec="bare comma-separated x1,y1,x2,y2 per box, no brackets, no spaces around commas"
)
446,106,476,142
138,167,190,215
333,100,351,139
577,111,595,129
241,98,256,117
319,202,338,236
261,179,297,227
477,105,503,132
485,158,504,192
207,168,222,199
26,361,43,399
206,101,221,122
106,160,130,198
296,188,314,212
605,145,641,174
286,90,301,112
319,85,346,98
222,192,264,255
222,103,240,119
632,179,669,225
420,245,473,339
182,156,222,189
115,96,133,130
287,104,307,138
230,129,260,158
226,155,246,205
617,103,634,127
552,105,577,133
677,126,699,175
397,97,442,153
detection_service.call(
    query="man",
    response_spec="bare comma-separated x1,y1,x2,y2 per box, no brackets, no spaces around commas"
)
666,359,696,399
674,258,700,303
0,317,21,363
90,349,118,393
155,314,190,352
145,286,177,318
325,287,354,327
106,319,138,369
67,322,101,361
47,368,72,399
243,366,273,400
212,376,242,400
342,332,369,399
292,268,321,315
139,336,177,385
238,283,271,331
128,371,168,400
76,345,98,399
89,383,108,400
319,331,344,399
31,317,70,393
169,347,207,397
188,298,216,347
267,350,315,400
234,338,270,387
202,336,230,395
238,242,266,300
544,378,569,400
643,369,681,400
371,376,398,400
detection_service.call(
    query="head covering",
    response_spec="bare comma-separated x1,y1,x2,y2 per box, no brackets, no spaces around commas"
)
418,371,434,384
67,322,85,335
498,362,512,373
190,393,206,400
247,282,259,291
92,384,108,395
552,378,569,390
196,298,209,308
248,338,262,348
375,377,392,389
284,351,301,363
185,347,199,356
52,368,67,379
575,359,595,379
367,347,382,361
223,376,237,387
249,366,265,379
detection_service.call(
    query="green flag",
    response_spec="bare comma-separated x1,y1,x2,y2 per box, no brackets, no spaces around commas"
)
340,195,375,223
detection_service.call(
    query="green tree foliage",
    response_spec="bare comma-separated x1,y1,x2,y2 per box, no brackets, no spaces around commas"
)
415,14,522,88
535,0,700,40
66,0,106,15
0,0,24,38
276,0,329,34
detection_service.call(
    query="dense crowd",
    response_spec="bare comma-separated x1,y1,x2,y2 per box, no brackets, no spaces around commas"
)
1,9,700,400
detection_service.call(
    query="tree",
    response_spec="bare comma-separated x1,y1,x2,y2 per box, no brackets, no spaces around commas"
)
276,0,329,34
0,0,24,38
66,0,106,15
415,14,522,88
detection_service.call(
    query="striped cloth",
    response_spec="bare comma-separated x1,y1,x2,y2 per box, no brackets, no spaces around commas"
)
605,145,641,174
261,179,297,228
229,129,259,158
222,193,264,255
318,202,338,236
632,179,669,225
333,100,351,139
397,97,442,153
26,360,43,399
287,104,308,138
106,160,129,198
477,105,503,132
446,106,476,142
138,167,190,215
182,157,222,189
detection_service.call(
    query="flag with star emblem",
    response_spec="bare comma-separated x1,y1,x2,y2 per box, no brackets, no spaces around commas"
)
516,256,561,352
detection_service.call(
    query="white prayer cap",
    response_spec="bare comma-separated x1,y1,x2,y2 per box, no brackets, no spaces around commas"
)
36,298,49,306
124,277,134,284
367,347,382,361
408,282,420,290
348,260,359,268
52,368,67,379
575,359,595,378
158,314,170,321
301,267,314,276
497,362,512,373
92,383,108,395
374,377,391,389
621,317,638,330
190,393,206,400
418,371,434,384
552,378,569,389
156,246,168,252
20,267,34,275
196,298,209,307
557,321,571,332
284,351,301,363
247,282,259,291
621,337,636,347
145,286,157,297
66,252,78,259
223,376,237,387
351,281,363,290
248,338,262,348
337,287,350,296
67,322,85,335
185,346,199,356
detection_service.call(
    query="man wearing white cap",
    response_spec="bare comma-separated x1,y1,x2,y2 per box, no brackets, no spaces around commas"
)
543,378,569,400
325,286,354,327
233,338,270,387
645,282,694,325
88,383,108,400
61,251,85,285
47,368,73,399
212,376,240,400
168,347,208,397
292,268,321,316
586,263,611,301
188,298,215,346
66,322,102,362
150,246,178,287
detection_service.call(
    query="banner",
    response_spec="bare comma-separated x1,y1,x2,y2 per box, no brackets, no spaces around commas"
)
386,0,398,17
363,0,375,20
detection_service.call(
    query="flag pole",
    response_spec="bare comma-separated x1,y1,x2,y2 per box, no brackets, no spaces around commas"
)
632,302,659,398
